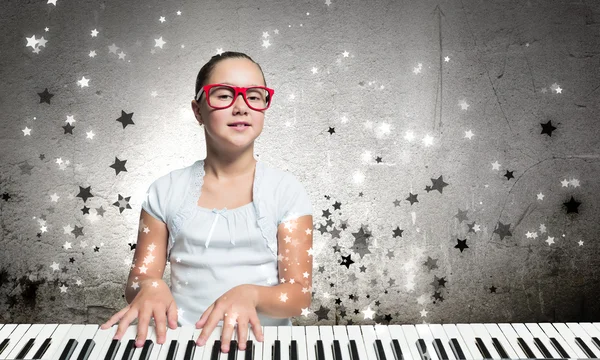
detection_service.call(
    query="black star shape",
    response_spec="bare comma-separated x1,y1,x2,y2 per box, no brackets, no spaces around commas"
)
467,221,477,233
432,290,445,303
2,193,10,201
541,120,557,136
563,195,581,214
406,193,419,205
375,156,383,163
76,186,94,203
340,254,355,269
489,285,497,293
116,110,135,128
39,154,45,160
72,225,84,238
327,127,335,135
62,123,75,134
81,206,90,215
69,257,75,263
430,175,449,194
38,88,54,104
454,208,469,223
113,194,132,213
504,170,514,180
314,305,331,321
94,246,100,252
392,227,404,238
423,256,438,271
322,209,332,219
455,238,468,252
332,201,342,210
129,243,136,250
110,157,128,175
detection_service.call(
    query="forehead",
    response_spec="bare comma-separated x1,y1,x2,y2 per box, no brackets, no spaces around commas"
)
208,58,263,86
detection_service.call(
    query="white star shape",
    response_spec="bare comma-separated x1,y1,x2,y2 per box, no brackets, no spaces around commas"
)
362,306,376,320
154,36,166,48
22,127,32,136
50,262,60,271
77,76,90,87
91,29,99,37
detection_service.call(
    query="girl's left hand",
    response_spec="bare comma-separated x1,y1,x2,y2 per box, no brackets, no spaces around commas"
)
195,284,264,352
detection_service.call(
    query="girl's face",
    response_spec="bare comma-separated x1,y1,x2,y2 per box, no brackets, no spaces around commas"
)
193,58,266,150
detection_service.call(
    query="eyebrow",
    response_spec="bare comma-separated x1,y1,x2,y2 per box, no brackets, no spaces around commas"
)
221,82,262,87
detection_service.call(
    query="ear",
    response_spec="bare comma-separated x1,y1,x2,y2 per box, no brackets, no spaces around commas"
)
191,99,203,124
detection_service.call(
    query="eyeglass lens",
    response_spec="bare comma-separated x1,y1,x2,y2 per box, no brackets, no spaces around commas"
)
208,86,270,110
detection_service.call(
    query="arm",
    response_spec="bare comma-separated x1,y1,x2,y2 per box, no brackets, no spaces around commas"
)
254,215,313,318
125,208,169,304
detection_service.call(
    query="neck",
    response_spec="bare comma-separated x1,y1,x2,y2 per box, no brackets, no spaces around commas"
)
203,147,257,182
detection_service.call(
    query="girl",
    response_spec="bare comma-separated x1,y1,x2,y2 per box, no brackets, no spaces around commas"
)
100,51,314,354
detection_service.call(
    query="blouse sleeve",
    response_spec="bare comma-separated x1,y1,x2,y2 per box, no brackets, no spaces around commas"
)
141,173,171,224
276,172,313,226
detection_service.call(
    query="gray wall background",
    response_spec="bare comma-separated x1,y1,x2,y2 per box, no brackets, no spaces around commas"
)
1,0,599,326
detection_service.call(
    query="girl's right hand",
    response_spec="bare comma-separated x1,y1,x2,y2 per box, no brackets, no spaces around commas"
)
100,278,178,348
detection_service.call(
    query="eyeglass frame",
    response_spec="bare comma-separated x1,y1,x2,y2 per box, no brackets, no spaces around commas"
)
195,83,275,111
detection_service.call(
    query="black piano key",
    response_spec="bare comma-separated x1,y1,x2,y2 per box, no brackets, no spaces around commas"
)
575,337,597,358
592,337,600,351
0,338,10,355
211,340,222,360
516,337,535,359
273,339,281,360
32,337,52,359
533,337,553,359
138,339,153,360
416,339,429,360
349,340,360,360
59,338,78,360
433,339,448,360
474,337,491,359
316,340,325,360
290,340,298,360
549,337,570,358
245,340,254,360
104,339,121,360
15,337,35,359
491,337,509,359
166,339,179,360
391,339,403,360
121,339,135,360
228,340,238,360
374,339,386,360
333,340,343,360
449,338,466,360
184,339,195,360
77,339,95,360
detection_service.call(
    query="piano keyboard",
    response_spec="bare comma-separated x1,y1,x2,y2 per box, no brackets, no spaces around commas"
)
0,323,599,360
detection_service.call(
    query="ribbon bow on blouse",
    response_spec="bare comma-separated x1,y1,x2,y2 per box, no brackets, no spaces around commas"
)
205,208,236,248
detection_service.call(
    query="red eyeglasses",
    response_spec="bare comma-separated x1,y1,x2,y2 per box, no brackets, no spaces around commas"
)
195,83,275,111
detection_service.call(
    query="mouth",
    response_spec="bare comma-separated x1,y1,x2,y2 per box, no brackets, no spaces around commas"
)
228,123,251,128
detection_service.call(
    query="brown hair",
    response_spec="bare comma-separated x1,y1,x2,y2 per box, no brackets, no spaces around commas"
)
194,51,267,101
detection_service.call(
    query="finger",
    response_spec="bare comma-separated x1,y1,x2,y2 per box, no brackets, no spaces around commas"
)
196,303,213,329
166,300,179,329
100,306,130,330
197,307,219,347
114,308,138,341
249,313,263,342
136,307,152,348
221,312,235,353
237,318,248,350
154,310,168,345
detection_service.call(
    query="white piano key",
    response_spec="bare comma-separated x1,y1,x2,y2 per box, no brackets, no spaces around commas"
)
278,325,292,360
69,324,99,360
191,328,205,360
0,324,17,345
469,324,501,359
23,324,59,360
509,324,543,358
262,325,277,360
131,326,156,360
174,324,196,360
523,323,561,359
455,324,483,360
332,325,351,360
482,324,519,359
427,324,457,360
40,324,72,360
200,325,222,360
219,324,238,360
579,322,600,340
376,324,403,360
594,323,600,333
0,323,31,359
292,326,309,360
89,324,117,360
496,324,527,359
5,324,44,359
113,324,138,360
401,325,426,360
319,326,336,360
387,325,414,360
538,322,578,358
306,326,320,360
441,325,474,360
552,323,588,358
359,325,378,360
156,326,181,360
566,322,599,358
414,324,441,360
346,325,370,360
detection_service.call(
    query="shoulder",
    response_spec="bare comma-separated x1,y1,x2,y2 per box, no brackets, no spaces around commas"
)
259,160,302,189
150,160,198,188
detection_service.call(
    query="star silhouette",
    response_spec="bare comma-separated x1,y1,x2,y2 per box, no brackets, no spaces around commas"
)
76,186,94,203
110,157,128,175
541,120,557,136
563,196,581,214
116,110,135,128
38,88,54,104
